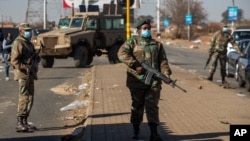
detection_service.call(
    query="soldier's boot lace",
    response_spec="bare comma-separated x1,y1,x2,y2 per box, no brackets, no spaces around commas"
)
149,123,163,141
132,123,140,139
16,116,28,132
23,116,37,130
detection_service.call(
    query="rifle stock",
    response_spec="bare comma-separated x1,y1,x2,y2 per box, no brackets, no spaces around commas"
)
141,63,187,93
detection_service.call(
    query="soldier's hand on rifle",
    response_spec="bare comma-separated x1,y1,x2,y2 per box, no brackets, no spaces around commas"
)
209,52,213,57
136,66,144,74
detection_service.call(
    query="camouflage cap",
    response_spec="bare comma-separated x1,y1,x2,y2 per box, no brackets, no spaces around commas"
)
19,23,32,30
135,18,150,29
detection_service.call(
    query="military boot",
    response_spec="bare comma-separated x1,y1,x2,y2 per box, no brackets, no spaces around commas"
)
207,73,214,81
16,116,28,132
149,123,163,141
23,116,37,130
221,76,227,84
132,123,140,139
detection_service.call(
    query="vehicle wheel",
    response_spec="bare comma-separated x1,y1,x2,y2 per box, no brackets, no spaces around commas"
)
86,53,94,65
234,63,239,81
245,79,250,92
226,62,234,77
41,56,54,68
108,44,121,64
74,46,88,68
238,75,245,87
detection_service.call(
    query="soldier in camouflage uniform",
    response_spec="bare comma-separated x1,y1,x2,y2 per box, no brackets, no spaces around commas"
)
117,19,172,141
11,23,39,132
207,25,237,83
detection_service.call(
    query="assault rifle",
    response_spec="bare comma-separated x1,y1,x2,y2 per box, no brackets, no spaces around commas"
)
141,63,187,93
26,41,44,85
204,55,212,69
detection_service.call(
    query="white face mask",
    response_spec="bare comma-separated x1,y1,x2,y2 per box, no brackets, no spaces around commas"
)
24,31,32,40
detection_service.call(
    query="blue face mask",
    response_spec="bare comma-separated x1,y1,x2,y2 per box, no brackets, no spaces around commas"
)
141,30,151,38
24,31,32,40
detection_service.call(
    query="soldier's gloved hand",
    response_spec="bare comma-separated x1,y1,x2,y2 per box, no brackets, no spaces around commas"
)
136,66,144,74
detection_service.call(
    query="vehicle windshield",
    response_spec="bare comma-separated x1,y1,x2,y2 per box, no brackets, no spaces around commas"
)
70,18,84,28
233,31,250,41
58,17,71,29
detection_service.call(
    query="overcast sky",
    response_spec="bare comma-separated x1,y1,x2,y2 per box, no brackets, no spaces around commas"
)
0,0,249,24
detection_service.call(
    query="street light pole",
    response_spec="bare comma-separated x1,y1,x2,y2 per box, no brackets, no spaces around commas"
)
187,0,190,41
157,0,160,38
43,0,47,29
231,0,235,29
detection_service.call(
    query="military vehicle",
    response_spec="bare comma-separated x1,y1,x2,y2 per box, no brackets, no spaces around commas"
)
32,4,126,68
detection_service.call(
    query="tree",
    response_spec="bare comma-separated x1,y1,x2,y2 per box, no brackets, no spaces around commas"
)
160,0,207,39
221,8,243,24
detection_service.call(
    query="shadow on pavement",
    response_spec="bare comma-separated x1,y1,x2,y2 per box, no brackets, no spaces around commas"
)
82,121,228,141
0,135,63,141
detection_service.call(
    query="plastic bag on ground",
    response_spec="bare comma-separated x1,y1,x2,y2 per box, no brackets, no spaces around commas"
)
60,100,88,111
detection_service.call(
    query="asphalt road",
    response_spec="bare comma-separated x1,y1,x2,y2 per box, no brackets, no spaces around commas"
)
164,43,250,98
0,58,91,141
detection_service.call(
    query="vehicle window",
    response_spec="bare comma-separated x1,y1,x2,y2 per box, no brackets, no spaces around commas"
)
233,31,250,40
58,18,71,29
70,18,84,28
244,43,250,55
86,18,98,30
101,19,112,30
113,18,125,29
239,41,249,51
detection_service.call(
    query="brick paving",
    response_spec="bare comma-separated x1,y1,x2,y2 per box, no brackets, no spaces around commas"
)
81,58,250,141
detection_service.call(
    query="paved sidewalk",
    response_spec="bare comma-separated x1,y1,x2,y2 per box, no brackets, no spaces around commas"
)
81,59,250,141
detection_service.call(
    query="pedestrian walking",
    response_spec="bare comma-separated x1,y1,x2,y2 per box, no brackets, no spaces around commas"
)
0,28,4,63
207,25,238,83
11,23,39,132
2,32,13,81
117,19,172,141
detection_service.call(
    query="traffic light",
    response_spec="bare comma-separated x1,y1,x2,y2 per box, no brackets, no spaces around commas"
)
117,0,134,7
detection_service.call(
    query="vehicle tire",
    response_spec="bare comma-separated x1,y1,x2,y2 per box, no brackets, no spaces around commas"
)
238,75,245,87
86,53,94,65
108,44,121,64
234,63,239,81
245,79,250,92
41,56,54,68
74,46,88,68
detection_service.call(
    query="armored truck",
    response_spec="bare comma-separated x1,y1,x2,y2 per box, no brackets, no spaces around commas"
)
32,5,126,68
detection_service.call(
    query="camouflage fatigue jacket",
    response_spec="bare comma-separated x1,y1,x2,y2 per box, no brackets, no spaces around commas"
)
117,36,172,88
209,30,236,54
11,35,37,81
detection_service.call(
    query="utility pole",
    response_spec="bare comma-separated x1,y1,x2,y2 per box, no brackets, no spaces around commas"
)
187,0,190,41
156,0,160,38
43,0,47,29
231,0,235,29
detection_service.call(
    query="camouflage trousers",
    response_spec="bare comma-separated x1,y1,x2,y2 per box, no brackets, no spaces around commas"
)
209,52,227,77
17,78,34,117
128,86,161,125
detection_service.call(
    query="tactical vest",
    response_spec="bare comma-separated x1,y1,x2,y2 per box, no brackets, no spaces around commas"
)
17,38,35,65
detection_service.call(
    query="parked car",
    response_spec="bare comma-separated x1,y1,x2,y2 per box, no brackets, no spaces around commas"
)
237,41,250,91
226,39,250,80
227,28,250,55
